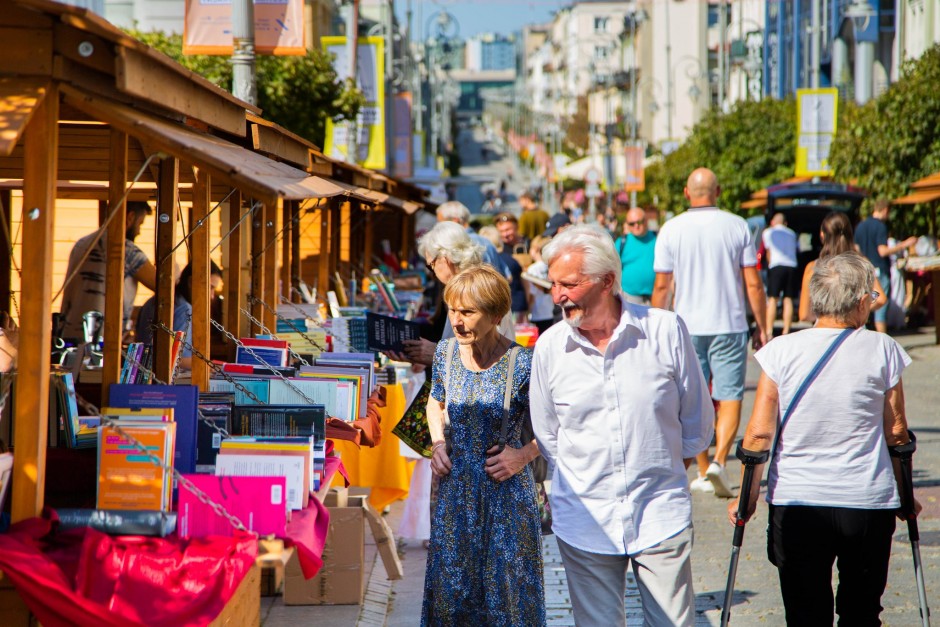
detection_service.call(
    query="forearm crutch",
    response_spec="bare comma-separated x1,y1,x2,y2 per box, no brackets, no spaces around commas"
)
890,430,930,627
720,444,770,627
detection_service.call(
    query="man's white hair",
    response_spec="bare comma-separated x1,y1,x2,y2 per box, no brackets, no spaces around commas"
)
436,201,471,225
542,224,622,294
417,221,483,270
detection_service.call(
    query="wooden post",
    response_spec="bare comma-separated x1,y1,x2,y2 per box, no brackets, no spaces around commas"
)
290,201,301,303
11,85,57,523
280,201,292,304
153,157,178,383
263,201,279,330
191,167,211,390
226,189,245,361
363,204,374,279
0,190,11,313
401,212,413,263
101,130,128,406
250,201,265,335
329,199,342,290
317,202,330,297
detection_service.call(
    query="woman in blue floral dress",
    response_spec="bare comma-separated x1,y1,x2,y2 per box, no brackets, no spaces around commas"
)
421,265,545,626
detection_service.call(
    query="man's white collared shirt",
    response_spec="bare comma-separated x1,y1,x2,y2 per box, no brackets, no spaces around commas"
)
530,299,714,555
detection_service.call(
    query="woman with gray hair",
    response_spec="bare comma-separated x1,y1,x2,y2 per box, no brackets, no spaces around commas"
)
728,251,918,625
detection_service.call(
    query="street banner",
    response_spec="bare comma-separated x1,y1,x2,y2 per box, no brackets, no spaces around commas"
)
183,0,305,56
624,144,645,192
322,36,386,170
392,93,413,178
795,88,838,177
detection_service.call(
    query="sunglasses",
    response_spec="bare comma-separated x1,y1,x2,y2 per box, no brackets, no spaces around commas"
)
626,221,644,227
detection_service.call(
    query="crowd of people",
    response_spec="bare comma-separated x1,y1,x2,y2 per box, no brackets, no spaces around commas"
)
407,167,921,627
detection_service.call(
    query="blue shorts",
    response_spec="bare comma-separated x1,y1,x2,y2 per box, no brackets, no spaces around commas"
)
691,332,749,401
873,269,890,324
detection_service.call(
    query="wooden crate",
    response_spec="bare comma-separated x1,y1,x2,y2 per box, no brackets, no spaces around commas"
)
0,571,39,627
209,564,261,627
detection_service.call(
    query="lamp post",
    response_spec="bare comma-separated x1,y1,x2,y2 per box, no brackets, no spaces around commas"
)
423,9,459,168
843,0,877,104
625,7,649,208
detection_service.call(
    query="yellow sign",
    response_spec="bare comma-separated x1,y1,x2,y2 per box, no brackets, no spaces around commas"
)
795,88,838,177
322,36,386,170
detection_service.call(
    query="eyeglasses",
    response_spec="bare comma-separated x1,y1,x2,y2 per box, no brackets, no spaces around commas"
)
427,257,440,272
626,221,644,227
870,290,880,300
550,278,593,292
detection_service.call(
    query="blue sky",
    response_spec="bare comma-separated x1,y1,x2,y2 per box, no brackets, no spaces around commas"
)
397,0,567,39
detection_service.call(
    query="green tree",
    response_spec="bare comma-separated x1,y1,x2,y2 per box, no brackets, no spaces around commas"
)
829,44,940,236
642,98,797,215
127,30,363,147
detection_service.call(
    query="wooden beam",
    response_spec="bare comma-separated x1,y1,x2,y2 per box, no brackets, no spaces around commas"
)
250,202,265,335
251,124,310,170
225,189,245,361
329,200,343,288
153,157,178,383
290,201,301,303
191,167,211,390
263,202,278,331
401,213,414,261
280,201,292,304
363,205,374,280
115,47,248,136
317,204,330,298
0,190,11,312
11,83,57,523
101,129,128,406
0,27,53,76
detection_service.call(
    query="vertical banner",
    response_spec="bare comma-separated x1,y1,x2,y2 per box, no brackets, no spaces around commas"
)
795,88,838,177
322,36,387,170
623,145,645,192
183,0,306,55
392,93,414,178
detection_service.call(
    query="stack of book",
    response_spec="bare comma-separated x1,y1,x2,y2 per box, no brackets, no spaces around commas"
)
217,436,314,510
195,391,235,474
97,412,176,512
235,337,289,369
119,342,153,384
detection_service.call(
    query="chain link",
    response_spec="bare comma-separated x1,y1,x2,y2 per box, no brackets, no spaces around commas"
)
239,304,309,366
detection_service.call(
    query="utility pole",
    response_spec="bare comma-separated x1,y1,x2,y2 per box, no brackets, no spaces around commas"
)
232,0,256,105
718,0,726,108
810,0,821,88
630,10,639,209
346,0,360,164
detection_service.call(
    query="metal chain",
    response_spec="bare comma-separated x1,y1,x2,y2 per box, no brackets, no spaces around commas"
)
158,188,236,265
153,322,267,406
250,294,328,352
206,319,319,406
239,303,312,365
210,200,261,254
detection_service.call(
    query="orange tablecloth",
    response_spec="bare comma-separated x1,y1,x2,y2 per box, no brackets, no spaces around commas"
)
332,383,414,510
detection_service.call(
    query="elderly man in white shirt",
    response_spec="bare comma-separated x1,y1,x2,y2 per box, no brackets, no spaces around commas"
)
530,224,714,627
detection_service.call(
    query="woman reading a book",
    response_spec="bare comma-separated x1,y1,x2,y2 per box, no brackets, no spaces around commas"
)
421,265,545,626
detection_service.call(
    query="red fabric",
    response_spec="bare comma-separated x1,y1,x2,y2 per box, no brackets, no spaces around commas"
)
283,497,330,579
0,512,257,627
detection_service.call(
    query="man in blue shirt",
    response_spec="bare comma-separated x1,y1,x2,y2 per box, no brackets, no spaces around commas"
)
855,199,916,332
614,207,657,305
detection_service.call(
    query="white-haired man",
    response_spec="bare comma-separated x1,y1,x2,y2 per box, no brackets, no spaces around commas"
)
530,224,714,627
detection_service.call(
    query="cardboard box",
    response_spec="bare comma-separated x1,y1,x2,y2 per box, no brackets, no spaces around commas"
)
284,497,365,605
257,539,294,597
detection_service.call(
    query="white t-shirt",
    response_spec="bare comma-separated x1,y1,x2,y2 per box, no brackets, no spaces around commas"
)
525,260,555,322
762,225,798,268
754,327,910,509
653,207,757,335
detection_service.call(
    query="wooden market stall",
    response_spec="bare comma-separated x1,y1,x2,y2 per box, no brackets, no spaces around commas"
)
893,172,940,343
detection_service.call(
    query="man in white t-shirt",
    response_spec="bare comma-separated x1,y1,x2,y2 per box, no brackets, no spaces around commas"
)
651,168,768,498
762,213,799,335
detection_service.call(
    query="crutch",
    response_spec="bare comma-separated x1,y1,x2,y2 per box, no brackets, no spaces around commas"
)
720,444,770,627
889,430,930,627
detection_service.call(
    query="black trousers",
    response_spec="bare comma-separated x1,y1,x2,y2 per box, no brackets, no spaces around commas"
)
768,504,896,627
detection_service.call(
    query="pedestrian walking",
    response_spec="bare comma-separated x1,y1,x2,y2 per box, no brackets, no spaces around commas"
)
762,213,799,335
518,191,550,242
614,207,656,305
652,168,769,498
530,224,714,627
422,265,545,626
728,251,918,625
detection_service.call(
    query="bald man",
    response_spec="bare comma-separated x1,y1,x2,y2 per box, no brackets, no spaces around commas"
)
614,207,657,305
651,168,767,498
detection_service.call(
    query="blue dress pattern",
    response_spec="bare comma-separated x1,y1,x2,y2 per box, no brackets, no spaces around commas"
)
421,340,545,627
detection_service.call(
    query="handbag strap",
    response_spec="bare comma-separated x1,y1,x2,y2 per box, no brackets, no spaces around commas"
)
442,337,457,431
770,327,853,459
496,345,521,450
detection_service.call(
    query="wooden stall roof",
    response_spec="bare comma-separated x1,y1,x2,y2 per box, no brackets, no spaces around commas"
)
911,172,940,190
893,189,940,205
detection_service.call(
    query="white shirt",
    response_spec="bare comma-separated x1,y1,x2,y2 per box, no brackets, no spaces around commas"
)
529,298,714,555
525,260,555,322
653,207,757,335
762,224,798,268
755,327,910,509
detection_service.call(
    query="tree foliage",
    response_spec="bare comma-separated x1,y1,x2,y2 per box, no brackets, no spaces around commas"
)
829,44,940,236
642,98,797,216
127,30,363,147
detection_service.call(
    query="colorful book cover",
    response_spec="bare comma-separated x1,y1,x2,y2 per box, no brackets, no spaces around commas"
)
177,474,287,538
97,421,176,511
214,453,306,510
109,384,198,475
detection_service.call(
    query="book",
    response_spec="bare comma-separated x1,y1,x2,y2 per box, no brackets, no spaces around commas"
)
215,453,306,511
0,452,11,515
209,378,270,405
109,384,199,476
56,508,177,537
220,437,313,509
97,421,176,511
235,345,289,369
365,312,422,352
522,271,553,290
177,475,287,538
267,378,340,418
196,391,234,474
232,404,326,439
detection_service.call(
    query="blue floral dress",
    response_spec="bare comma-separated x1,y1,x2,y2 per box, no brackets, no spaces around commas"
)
421,340,545,627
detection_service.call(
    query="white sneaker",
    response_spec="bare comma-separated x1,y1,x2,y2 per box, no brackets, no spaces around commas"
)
706,462,736,498
689,475,715,493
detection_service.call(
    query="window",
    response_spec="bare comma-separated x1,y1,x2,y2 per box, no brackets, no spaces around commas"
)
594,17,609,32
594,45,610,61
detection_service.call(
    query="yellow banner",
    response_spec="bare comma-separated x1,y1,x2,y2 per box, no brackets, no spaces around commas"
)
322,36,386,170
795,88,838,177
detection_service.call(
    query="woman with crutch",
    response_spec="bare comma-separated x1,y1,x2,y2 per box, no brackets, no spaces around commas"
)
727,251,920,626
